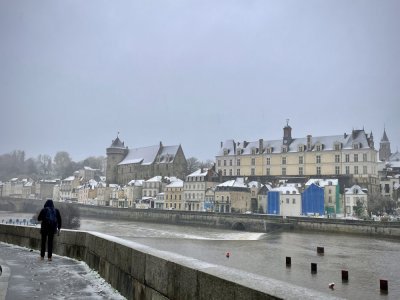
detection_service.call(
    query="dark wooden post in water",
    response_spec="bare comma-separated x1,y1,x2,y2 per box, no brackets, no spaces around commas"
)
317,246,324,254
311,263,317,273
380,279,388,292
286,256,291,267
341,270,349,281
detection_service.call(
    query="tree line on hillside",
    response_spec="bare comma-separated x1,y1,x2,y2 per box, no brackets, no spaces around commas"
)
0,150,213,182
0,150,105,181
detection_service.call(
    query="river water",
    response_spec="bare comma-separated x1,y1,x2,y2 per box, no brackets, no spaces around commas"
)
2,211,399,300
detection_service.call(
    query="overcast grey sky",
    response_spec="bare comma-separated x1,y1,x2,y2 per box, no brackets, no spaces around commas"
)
0,0,399,162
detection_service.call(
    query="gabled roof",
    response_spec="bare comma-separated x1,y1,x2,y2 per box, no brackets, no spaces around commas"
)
119,145,159,165
118,144,180,166
345,185,367,195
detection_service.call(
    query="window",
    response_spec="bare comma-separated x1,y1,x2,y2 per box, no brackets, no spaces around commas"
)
353,143,359,149
345,166,350,174
237,159,241,166
237,169,240,176
316,166,321,175
266,157,271,165
316,145,321,151
354,166,358,175
299,156,303,164
223,169,226,176
299,167,303,175
345,154,350,162
328,196,332,203
237,149,241,155
223,160,226,166
251,168,255,175
266,148,271,154
292,198,296,204
282,157,286,165
282,168,286,175
229,160,232,166
334,144,340,151
354,154,358,162
251,158,256,165
316,155,321,164
335,155,340,163
363,166,367,174
282,147,287,153
251,148,256,155
286,198,289,204
229,169,232,176
363,153,367,162
298,145,304,152
266,168,270,175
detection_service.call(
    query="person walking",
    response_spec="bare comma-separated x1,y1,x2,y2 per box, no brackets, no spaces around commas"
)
38,199,62,261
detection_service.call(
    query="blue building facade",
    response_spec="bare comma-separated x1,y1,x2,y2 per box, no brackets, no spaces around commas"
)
267,191,280,215
302,183,324,216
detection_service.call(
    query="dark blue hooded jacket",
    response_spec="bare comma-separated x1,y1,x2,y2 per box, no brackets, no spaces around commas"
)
38,199,62,234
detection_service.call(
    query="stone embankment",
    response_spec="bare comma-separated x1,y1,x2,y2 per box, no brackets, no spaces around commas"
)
0,224,339,300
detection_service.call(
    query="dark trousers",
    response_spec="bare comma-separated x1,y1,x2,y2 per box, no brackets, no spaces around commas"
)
40,232,54,258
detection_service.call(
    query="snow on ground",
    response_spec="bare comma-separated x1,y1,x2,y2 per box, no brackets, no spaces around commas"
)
0,242,126,300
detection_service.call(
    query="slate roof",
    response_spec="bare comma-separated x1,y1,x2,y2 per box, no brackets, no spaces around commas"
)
217,129,373,156
118,144,180,166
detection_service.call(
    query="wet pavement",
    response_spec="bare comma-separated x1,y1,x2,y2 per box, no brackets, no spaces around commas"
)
0,242,125,300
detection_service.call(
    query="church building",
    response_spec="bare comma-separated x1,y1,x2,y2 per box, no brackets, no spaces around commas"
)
106,135,187,185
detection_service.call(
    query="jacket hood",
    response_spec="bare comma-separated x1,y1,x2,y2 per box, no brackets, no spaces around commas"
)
44,199,54,208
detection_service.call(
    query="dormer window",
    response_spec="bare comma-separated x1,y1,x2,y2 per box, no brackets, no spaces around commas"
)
266,147,273,154
251,148,257,155
282,146,288,153
236,149,241,155
223,149,228,155
298,145,305,152
353,143,361,149
334,143,342,151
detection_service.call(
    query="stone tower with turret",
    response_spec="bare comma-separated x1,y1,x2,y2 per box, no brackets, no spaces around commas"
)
379,128,391,161
106,135,128,185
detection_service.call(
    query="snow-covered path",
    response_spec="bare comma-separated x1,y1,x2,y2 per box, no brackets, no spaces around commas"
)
0,242,125,300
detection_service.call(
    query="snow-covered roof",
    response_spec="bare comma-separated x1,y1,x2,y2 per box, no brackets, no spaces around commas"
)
83,166,97,171
270,186,300,194
146,176,162,182
63,176,75,181
345,185,367,195
248,181,263,188
118,143,180,166
187,168,209,177
217,177,248,188
119,145,159,165
166,180,183,188
217,129,373,156
127,179,144,187
305,178,338,187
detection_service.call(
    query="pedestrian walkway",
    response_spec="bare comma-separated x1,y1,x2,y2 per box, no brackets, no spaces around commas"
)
0,242,125,300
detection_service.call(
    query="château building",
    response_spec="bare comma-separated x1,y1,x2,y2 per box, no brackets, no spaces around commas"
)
106,135,187,185
216,123,379,193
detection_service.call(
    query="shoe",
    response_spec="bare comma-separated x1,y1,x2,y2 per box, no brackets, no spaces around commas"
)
40,257,44,261
48,257,52,261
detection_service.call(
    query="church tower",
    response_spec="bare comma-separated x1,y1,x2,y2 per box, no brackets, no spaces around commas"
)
379,127,391,161
106,134,128,184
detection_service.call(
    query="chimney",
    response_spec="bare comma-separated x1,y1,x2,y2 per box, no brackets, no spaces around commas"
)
259,139,264,153
220,141,223,148
307,135,312,150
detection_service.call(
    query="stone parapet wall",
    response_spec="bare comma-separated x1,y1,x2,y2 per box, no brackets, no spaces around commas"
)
0,224,337,300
